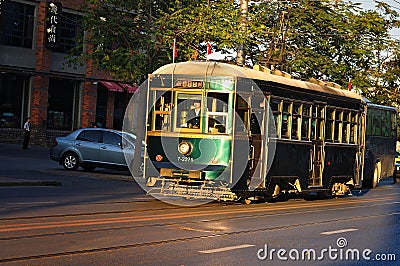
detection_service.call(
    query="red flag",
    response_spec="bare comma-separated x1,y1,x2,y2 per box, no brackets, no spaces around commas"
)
207,42,212,55
347,78,353,91
173,39,178,59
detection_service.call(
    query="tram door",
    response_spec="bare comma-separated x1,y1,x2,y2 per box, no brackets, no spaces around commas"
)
309,104,325,187
248,96,268,189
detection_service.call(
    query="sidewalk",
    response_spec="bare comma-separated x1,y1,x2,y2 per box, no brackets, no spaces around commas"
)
0,143,62,186
0,142,134,186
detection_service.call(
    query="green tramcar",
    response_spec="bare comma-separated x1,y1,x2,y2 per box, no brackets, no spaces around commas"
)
140,61,392,202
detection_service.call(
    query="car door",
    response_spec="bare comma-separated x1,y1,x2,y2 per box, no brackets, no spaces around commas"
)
75,130,101,162
99,131,126,166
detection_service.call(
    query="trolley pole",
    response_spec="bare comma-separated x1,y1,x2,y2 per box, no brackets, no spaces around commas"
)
236,0,248,66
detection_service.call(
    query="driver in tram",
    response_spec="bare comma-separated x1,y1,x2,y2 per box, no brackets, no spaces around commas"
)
186,99,201,128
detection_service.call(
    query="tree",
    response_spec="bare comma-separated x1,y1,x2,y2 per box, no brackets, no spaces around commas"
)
155,0,243,62
69,0,400,107
69,0,172,82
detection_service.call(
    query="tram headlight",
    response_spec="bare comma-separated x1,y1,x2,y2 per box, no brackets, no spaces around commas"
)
178,141,192,156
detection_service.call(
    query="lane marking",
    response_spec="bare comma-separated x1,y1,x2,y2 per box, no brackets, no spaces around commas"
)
199,244,255,254
7,202,58,205
321,228,358,235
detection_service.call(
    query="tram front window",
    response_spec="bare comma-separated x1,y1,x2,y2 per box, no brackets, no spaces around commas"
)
175,92,230,134
176,93,203,130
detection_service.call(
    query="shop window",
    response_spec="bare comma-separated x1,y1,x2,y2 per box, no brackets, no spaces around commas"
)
0,1,35,48
51,12,83,54
96,86,108,128
47,79,76,130
113,91,129,130
0,74,28,128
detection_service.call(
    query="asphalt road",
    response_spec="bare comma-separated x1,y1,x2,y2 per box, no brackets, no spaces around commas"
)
0,143,399,265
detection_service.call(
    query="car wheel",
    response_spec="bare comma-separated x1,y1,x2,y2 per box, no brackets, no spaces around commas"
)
62,152,79,170
82,165,96,172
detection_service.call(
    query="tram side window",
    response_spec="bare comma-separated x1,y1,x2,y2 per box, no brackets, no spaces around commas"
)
235,96,249,133
381,110,391,137
350,112,358,144
301,105,311,140
271,100,281,138
326,109,334,142
150,90,172,131
311,106,324,140
281,101,291,139
250,97,265,135
342,111,350,143
391,112,397,138
371,109,382,136
334,110,343,142
292,103,301,140
366,110,372,135
206,92,230,134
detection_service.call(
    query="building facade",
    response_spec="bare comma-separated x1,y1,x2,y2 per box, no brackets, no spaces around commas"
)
0,0,136,146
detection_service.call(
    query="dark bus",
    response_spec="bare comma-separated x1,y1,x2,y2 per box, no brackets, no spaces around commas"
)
363,101,397,188
139,61,396,203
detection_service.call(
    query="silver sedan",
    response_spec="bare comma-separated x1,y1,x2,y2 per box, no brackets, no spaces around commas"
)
50,128,144,173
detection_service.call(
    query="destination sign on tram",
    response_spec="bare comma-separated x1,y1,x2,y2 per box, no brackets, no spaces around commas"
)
175,80,204,88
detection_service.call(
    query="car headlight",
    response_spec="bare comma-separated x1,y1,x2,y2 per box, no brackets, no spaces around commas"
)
178,141,192,156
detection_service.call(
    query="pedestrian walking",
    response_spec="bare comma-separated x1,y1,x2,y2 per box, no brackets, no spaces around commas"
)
22,117,31,149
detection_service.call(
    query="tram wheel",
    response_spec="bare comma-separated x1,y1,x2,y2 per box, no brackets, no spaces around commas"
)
242,198,252,205
364,163,381,189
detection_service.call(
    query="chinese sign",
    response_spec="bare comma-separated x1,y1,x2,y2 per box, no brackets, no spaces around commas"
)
0,0,5,16
0,0,5,30
46,2,62,47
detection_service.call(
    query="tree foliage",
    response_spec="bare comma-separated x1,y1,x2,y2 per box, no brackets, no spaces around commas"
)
71,0,400,106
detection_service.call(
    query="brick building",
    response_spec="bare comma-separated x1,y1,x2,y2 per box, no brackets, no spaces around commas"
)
0,0,136,146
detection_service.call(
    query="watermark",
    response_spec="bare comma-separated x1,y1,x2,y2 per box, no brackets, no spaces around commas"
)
257,237,397,262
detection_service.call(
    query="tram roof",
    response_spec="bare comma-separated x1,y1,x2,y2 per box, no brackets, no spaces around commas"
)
364,98,397,111
153,61,363,101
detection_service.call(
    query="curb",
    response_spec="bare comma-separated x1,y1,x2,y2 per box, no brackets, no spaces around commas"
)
0,181,62,187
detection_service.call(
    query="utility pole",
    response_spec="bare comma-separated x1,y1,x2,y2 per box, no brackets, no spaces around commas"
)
236,0,248,66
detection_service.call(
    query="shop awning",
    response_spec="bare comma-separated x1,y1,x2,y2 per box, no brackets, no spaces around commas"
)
119,83,138,93
100,81,124,92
